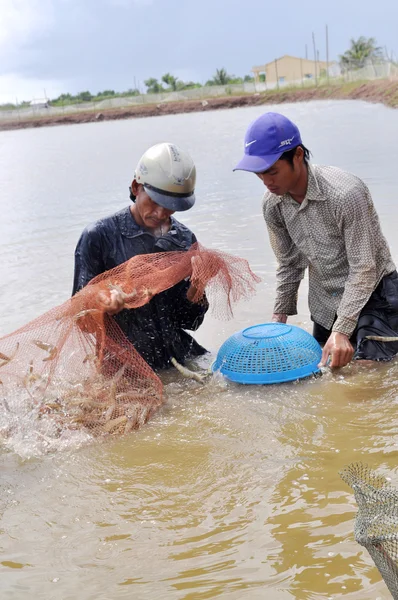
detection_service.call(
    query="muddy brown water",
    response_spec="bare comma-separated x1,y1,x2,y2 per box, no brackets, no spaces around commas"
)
1,100,398,599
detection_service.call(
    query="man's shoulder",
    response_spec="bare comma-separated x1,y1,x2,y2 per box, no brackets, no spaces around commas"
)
83,207,132,237
313,164,367,196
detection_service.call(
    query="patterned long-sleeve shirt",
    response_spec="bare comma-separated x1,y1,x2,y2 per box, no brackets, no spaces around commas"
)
263,164,395,337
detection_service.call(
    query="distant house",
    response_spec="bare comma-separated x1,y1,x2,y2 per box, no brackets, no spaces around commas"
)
252,55,338,86
29,98,49,109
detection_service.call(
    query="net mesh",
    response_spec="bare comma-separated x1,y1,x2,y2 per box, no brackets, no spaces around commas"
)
0,243,260,445
340,462,398,599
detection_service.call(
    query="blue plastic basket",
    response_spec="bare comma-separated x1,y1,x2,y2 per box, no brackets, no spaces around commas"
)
212,323,322,384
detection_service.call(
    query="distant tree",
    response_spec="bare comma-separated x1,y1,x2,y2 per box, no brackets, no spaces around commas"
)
161,73,178,91
339,36,384,70
228,76,244,84
211,68,232,85
77,91,93,102
244,74,254,82
144,78,164,94
120,88,140,96
177,81,201,90
54,93,73,102
97,89,116,97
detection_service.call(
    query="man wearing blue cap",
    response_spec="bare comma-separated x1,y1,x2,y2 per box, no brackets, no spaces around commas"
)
234,112,398,368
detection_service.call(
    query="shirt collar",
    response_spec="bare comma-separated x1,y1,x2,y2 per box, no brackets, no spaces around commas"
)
118,206,178,238
118,206,142,238
305,164,324,201
265,163,324,206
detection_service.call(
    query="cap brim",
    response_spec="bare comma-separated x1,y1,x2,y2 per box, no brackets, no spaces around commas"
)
144,186,195,211
233,152,283,173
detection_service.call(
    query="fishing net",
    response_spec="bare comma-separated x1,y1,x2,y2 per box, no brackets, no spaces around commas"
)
0,243,260,446
340,462,398,599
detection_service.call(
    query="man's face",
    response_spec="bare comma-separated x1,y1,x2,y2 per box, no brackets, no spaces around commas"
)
132,182,174,229
256,148,303,196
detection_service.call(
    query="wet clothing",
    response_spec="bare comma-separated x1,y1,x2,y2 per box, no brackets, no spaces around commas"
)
264,164,395,337
263,164,396,338
72,206,208,370
313,271,398,361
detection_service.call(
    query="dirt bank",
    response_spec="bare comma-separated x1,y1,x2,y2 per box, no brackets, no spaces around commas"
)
1,80,398,132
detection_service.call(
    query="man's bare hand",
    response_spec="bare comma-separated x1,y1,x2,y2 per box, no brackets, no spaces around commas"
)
271,313,288,324
98,288,125,315
318,332,354,368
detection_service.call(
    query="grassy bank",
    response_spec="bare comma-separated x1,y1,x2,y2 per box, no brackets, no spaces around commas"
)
1,79,398,132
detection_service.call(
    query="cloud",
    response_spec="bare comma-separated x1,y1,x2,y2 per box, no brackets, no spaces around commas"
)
1,0,397,107
0,73,66,104
0,0,54,50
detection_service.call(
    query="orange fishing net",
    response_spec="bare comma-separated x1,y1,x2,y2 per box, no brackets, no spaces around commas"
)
0,244,260,442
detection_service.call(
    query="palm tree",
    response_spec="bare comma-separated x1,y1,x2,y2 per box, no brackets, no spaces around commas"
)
212,68,232,85
339,37,384,70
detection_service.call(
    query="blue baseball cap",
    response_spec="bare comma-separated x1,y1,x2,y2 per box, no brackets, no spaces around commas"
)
233,112,302,173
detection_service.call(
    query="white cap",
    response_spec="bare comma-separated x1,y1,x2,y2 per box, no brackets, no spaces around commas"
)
135,142,196,211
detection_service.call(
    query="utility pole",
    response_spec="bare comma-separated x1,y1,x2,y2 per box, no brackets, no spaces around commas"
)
312,32,318,86
275,58,279,89
326,24,330,84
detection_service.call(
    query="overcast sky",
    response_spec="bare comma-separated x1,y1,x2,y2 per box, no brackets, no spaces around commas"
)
1,0,397,103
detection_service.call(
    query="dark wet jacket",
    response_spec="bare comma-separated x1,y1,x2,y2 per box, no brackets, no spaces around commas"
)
72,206,208,370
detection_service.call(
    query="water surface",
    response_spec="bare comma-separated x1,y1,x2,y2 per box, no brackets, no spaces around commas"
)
1,100,398,599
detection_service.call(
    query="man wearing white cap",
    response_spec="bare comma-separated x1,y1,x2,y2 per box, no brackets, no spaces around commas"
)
73,142,208,370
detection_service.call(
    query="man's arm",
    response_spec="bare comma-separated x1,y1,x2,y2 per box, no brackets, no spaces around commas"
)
265,208,308,320
320,183,381,367
72,227,126,315
170,279,209,330
72,226,105,295
332,184,379,336
154,231,209,330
